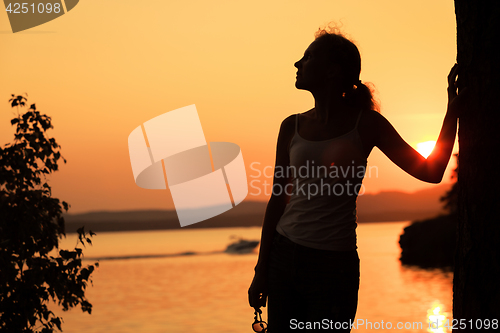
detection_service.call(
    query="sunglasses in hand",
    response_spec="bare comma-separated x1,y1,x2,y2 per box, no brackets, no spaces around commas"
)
252,307,268,332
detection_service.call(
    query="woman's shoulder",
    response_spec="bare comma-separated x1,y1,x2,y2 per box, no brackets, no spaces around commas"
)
281,108,315,127
359,109,390,127
281,113,297,124
278,114,297,140
280,111,308,129
358,109,396,149
360,108,383,118
278,111,312,143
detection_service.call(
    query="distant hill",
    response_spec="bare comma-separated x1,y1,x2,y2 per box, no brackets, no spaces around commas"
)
356,184,448,223
64,184,450,233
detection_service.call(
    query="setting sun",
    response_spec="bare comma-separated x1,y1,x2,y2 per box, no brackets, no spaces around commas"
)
416,141,437,158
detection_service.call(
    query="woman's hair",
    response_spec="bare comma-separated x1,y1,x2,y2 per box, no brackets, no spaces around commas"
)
314,26,380,112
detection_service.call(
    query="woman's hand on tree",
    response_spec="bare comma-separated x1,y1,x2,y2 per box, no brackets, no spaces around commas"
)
447,63,468,118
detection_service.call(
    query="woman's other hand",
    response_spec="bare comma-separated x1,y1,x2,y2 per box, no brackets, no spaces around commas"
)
248,270,268,309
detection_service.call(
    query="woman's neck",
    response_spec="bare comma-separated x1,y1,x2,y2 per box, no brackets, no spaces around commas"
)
311,88,350,123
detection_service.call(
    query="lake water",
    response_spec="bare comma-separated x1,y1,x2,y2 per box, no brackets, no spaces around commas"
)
56,222,453,332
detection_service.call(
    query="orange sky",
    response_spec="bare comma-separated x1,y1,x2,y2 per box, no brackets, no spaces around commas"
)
0,0,458,213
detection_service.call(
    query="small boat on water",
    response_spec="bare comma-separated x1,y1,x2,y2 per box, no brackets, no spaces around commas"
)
224,238,260,254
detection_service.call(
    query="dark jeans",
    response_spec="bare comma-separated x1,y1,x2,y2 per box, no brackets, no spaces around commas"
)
267,232,360,332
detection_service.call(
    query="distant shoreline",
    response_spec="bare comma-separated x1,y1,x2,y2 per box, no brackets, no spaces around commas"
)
64,184,449,233
65,210,442,234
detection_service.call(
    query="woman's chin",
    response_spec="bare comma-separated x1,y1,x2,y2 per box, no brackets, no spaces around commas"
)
295,77,311,90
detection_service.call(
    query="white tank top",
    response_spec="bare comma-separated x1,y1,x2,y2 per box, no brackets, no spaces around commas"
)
276,111,367,251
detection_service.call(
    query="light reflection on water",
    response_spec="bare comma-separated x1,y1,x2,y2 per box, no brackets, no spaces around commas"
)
57,222,453,332
427,302,449,333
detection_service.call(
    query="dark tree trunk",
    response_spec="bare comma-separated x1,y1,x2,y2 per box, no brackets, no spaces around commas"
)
454,0,500,327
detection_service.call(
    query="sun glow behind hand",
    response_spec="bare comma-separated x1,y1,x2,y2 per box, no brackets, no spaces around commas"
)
416,141,437,158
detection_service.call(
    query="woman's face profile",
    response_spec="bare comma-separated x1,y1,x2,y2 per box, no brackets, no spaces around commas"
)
294,40,334,92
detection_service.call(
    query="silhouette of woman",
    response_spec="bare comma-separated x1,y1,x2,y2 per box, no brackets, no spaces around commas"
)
248,26,462,332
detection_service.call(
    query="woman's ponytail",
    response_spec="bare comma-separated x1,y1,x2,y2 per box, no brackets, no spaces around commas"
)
347,81,379,112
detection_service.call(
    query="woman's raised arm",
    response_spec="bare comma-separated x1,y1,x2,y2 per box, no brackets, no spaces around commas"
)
373,64,462,183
